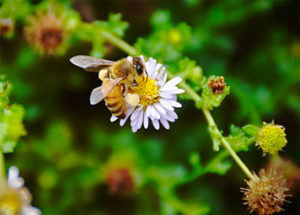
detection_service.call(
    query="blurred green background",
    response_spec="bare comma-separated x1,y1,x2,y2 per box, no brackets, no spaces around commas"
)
0,0,299,214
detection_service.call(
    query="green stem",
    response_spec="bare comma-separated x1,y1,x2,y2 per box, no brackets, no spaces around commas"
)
99,27,254,180
0,149,6,184
98,29,139,56
202,108,255,180
178,79,203,104
81,22,139,57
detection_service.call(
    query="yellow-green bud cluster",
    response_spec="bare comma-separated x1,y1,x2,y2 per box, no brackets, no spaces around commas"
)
256,122,287,155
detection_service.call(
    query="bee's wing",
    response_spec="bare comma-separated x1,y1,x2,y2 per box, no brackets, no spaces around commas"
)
70,55,115,72
90,77,124,105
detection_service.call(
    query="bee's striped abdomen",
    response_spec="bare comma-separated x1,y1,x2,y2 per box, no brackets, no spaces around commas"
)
105,84,126,118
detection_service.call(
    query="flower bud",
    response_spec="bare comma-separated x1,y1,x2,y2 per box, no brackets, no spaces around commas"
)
168,28,182,45
208,76,226,95
266,156,300,191
256,122,287,155
24,12,68,55
201,76,230,110
106,168,134,197
0,18,14,37
241,169,289,215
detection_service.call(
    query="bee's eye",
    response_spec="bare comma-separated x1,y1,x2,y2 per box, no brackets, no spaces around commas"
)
136,63,144,75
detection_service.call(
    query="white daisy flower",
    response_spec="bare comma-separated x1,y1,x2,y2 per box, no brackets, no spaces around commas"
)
111,56,184,132
0,166,41,215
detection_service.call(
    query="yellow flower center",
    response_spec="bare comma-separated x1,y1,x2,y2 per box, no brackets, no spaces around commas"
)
130,76,159,107
0,188,22,215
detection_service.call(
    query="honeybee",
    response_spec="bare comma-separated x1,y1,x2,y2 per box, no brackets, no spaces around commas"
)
70,55,146,118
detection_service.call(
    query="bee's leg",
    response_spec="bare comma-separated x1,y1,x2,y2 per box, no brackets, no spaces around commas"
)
120,84,126,97
144,69,149,82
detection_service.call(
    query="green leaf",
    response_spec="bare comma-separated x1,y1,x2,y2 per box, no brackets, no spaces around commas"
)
208,124,222,151
0,78,26,153
243,124,260,136
150,10,171,29
134,9,192,63
169,58,204,94
94,13,129,37
225,124,256,152
206,160,232,175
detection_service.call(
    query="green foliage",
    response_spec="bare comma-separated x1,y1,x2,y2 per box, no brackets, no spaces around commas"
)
0,77,26,153
0,0,299,214
94,13,129,37
169,58,204,94
135,10,192,63
0,0,31,21
226,125,256,152
78,13,128,57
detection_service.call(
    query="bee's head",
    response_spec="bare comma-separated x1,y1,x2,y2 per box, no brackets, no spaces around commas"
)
133,57,145,76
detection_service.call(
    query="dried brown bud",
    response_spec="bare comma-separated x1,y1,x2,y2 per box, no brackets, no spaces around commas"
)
266,156,300,191
25,12,64,55
106,168,134,197
241,169,289,215
0,18,14,36
208,76,226,94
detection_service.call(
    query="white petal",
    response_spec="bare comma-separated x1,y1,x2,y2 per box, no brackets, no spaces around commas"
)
160,118,170,129
21,206,41,215
130,108,140,121
8,166,24,189
156,63,162,72
150,105,161,119
163,74,167,84
145,106,151,118
164,77,182,88
151,118,160,130
136,110,144,130
110,115,118,122
169,88,185,94
120,107,135,126
160,85,178,92
167,110,178,120
159,66,166,77
146,58,156,75
143,113,149,129
160,92,176,99
166,99,182,108
151,68,159,80
131,109,141,127
161,110,178,122
132,127,138,133
159,99,174,111
153,103,166,115
161,113,175,122
8,166,19,182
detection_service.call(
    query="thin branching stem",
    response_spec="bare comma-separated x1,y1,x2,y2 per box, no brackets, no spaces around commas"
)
98,29,139,56
0,149,6,183
202,108,255,180
97,28,255,180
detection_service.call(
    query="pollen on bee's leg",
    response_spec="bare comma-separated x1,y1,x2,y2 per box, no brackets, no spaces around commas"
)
98,69,108,81
125,93,140,107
